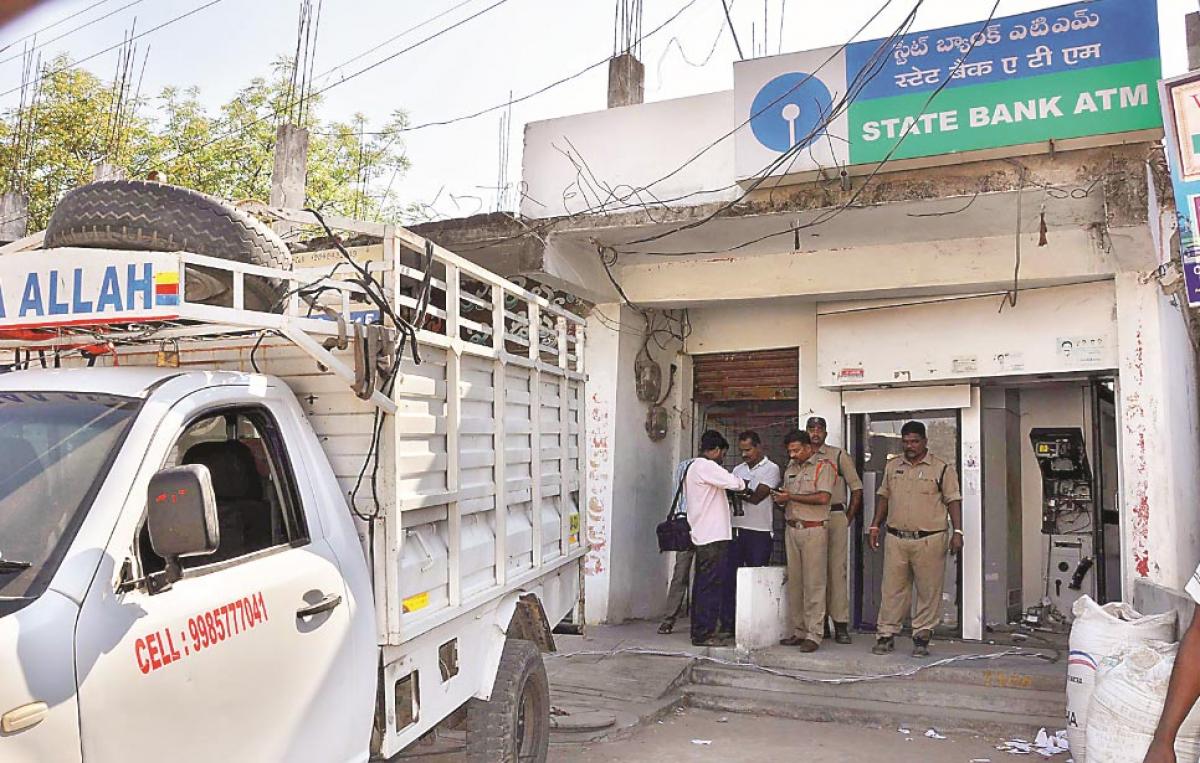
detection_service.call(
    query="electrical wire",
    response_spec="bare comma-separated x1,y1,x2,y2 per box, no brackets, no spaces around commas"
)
719,0,745,59
0,0,118,55
0,0,150,68
0,0,229,100
449,0,902,256
613,0,1006,257
546,645,1058,685
136,0,515,175
316,0,703,138
309,0,480,86
611,0,918,252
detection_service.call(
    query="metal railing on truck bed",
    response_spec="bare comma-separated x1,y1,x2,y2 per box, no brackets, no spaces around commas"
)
0,207,587,646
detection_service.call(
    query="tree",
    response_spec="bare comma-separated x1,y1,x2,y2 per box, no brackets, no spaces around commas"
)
0,56,412,231
0,55,158,230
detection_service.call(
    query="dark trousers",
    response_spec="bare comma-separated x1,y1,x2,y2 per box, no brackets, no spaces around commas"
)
720,529,773,632
691,540,731,642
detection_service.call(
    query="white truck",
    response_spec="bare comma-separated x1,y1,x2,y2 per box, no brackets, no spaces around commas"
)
0,181,586,762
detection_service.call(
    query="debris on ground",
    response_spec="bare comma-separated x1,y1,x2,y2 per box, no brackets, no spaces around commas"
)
691,739,712,746
996,728,1069,756
925,729,947,740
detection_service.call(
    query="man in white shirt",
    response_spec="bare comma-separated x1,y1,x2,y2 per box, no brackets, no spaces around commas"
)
721,430,781,630
684,429,745,647
1145,565,1200,762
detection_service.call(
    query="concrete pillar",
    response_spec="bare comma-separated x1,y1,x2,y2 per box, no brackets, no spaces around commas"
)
583,303,680,623
794,303,841,444
1114,273,1200,599
1188,12,1200,72
583,304,620,623
607,52,644,109
270,123,310,235
93,163,124,181
959,388,984,640
0,191,28,242
981,388,1023,627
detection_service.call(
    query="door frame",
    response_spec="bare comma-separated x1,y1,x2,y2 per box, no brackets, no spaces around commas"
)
843,385,984,640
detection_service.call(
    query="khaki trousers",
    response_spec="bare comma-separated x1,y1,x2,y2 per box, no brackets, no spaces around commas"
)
785,525,828,643
826,510,850,624
877,532,949,638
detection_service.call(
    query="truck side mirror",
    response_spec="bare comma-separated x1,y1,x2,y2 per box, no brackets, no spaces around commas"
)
146,465,220,593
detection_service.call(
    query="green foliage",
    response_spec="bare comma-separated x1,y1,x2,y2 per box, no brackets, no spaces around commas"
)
0,56,411,231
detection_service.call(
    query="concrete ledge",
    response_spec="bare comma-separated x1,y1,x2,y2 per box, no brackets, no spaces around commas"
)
1133,578,1194,633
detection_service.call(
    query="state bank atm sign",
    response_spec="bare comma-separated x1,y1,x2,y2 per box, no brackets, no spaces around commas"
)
733,0,1162,180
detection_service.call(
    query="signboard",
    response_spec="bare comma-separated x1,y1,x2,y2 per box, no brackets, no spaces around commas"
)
1161,71,1200,307
734,0,1162,179
0,250,181,329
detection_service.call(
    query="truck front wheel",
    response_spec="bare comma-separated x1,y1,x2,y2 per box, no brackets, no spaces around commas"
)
465,638,550,763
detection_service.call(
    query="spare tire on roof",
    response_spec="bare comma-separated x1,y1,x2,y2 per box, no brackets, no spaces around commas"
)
44,180,293,312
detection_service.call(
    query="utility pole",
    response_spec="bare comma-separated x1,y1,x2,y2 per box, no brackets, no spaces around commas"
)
271,0,320,235
270,123,310,226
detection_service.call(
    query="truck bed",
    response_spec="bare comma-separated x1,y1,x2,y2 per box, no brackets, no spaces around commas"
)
0,219,587,648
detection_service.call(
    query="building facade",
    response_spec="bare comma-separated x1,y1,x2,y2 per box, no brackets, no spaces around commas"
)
415,0,1200,640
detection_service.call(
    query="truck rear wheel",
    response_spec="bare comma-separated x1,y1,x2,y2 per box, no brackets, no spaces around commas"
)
465,638,550,763
44,180,292,312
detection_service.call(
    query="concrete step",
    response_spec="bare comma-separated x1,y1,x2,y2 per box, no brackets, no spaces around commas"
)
690,663,1066,719
683,683,1066,738
750,643,1067,693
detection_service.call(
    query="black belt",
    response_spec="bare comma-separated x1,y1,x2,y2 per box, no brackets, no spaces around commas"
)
886,527,946,540
830,504,845,512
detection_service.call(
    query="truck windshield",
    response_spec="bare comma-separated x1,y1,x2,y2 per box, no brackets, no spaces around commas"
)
0,392,140,615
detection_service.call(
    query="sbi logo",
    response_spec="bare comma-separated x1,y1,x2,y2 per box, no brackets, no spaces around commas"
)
750,72,834,153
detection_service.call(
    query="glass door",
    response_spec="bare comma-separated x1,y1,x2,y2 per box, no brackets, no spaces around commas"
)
852,409,961,636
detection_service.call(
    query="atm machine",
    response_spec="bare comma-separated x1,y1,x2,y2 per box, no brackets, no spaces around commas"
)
1030,428,1096,617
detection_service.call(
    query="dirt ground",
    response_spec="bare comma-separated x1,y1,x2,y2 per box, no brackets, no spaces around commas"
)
551,708,1014,762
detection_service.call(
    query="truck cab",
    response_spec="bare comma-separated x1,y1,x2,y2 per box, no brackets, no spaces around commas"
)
1,368,377,762
0,192,586,762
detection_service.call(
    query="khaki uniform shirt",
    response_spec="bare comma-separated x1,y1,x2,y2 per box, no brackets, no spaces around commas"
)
782,454,837,523
876,452,963,532
816,444,863,506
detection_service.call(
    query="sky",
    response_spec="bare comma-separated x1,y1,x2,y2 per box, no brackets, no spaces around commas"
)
0,0,1194,221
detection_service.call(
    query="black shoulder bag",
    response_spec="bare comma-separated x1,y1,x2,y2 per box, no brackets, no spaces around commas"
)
656,462,694,552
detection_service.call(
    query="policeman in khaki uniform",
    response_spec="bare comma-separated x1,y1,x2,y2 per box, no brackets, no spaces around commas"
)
806,416,863,645
869,421,963,658
772,429,836,653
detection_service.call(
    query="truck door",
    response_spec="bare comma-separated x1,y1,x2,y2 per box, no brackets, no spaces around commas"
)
74,398,363,763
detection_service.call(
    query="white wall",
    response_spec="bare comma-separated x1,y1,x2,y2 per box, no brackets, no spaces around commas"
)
521,91,738,220
817,282,1118,387
1115,274,1200,598
684,300,841,444
583,303,683,623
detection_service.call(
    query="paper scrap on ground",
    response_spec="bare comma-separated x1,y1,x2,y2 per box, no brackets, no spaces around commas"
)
925,729,947,740
898,727,911,735
997,729,1069,756
691,739,712,746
